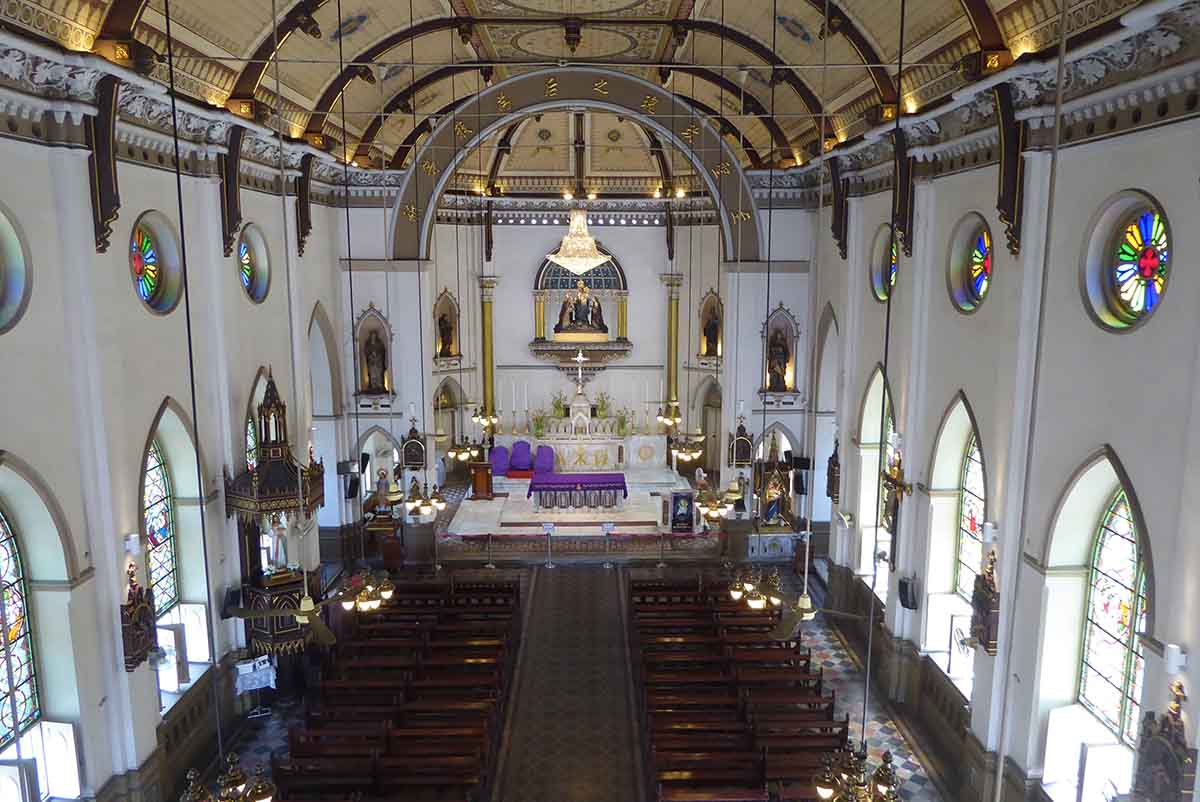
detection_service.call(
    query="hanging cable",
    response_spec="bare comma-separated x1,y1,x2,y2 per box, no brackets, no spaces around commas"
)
333,0,365,534
161,0,223,760
860,0,909,753
756,0,779,539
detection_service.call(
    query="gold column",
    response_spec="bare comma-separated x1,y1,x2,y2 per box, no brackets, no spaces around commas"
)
661,274,683,405
533,290,547,340
480,276,498,416
616,291,629,341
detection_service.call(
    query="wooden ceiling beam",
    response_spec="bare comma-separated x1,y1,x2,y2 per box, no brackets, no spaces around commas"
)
799,0,897,104
958,0,1008,53
662,64,792,162
229,0,329,101
96,0,150,41
485,122,520,193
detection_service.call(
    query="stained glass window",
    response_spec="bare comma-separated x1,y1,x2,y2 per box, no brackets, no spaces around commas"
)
967,228,992,306
130,225,161,305
872,233,898,302
245,417,258,472
0,507,39,749
1079,490,1146,744
143,440,178,616
1110,209,1169,324
875,404,896,527
955,435,986,599
239,240,254,291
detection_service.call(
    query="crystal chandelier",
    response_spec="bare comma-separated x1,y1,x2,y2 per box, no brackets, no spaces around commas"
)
546,208,612,275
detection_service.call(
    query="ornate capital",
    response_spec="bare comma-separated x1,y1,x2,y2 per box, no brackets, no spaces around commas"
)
479,275,499,300
660,273,684,298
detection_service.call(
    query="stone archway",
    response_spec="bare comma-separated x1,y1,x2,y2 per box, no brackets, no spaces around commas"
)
391,66,763,263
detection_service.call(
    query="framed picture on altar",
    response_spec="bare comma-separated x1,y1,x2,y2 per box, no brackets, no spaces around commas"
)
670,491,695,533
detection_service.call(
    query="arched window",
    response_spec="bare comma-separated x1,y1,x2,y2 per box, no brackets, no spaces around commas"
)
0,506,39,748
245,416,258,472
876,409,896,526
142,440,178,617
1079,490,1146,744
955,434,985,599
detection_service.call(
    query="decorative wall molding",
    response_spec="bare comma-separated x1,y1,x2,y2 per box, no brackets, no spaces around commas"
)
86,74,120,253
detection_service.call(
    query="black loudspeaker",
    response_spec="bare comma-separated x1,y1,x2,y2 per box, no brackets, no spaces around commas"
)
793,456,811,470
360,452,370,473
220,586,242,619
793,472,807,496
345,475,360,499
897,576,920,610
783,450,793,464
337,460,360,476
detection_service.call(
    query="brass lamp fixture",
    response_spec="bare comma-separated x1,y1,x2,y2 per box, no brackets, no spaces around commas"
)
185,755,277,802
815,749,898,802
431,485,448,511
696,487,732,520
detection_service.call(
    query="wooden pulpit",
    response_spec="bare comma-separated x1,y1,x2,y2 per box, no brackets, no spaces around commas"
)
469,461,493,500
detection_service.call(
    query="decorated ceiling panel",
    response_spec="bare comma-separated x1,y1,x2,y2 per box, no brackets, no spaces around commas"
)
585,113,658,176
840,0,968,60
144,0,275,60
501,112,574,175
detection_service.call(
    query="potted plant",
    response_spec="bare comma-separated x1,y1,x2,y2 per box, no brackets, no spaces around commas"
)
615,408,631,436
595,392,612,418
532,410,548,438
551,391,568,418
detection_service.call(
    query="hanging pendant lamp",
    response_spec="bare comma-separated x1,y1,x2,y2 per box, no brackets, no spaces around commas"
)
546,209,612,275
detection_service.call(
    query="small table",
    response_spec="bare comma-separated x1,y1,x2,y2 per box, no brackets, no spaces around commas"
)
528,472,628,509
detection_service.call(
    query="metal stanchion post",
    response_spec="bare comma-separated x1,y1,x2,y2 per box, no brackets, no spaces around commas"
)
484,532,496,570
433,518,442,573
543,522,556,568
656,529,667,570
602,521,615,569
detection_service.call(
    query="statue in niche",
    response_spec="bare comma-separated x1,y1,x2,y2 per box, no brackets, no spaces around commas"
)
759,433,791,526
363,330,388,393
437,313,455,358
702,308,721,357
766,329,790,391
555,279,607,333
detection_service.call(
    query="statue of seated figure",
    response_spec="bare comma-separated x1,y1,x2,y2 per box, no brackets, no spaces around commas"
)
554,279,607,334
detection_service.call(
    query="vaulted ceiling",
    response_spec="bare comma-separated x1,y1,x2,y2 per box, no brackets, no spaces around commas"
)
13,0,1144,173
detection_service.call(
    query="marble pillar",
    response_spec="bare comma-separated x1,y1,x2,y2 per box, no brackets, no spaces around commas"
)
480,275,498,416
661,274,683,406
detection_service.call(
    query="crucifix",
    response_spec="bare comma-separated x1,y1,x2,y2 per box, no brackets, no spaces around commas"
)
571,348,589,392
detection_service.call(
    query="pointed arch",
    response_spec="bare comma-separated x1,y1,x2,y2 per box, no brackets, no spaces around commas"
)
813,303,840,411
308,301,344,417
142,397,209,502
927,390,988,506
352,425,404,463
1044,446,1155,638
752,422,801,457
690,376,722,416
0,452,80,583
857,364,895,446
433,376,465,409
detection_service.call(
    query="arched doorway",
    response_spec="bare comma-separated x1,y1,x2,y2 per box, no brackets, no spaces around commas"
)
699,380,723,479
433,378,463,472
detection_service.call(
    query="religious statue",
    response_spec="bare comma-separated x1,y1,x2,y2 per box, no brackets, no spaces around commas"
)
880,447,912,569
375,468,389,500
759,433,792,527
437,313,455,358
826,439,841,505
766,329,790,391
702,309,721,357
363,330,388,393
554,279,607,333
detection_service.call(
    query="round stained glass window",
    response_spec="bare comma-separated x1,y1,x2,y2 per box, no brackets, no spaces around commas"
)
128,212,181,314
237,224,270,303
0,204,31,335
130,226,161,304
948,215,993,313
1109,209,1169,325
870,226,897,303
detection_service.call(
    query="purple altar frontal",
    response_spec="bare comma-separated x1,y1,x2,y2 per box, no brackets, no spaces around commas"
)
528,472,628,509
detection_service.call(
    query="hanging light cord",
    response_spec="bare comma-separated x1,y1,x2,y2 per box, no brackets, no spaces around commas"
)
161,0,223,761
333,0,366,531
757,0,779,544
861,0,909,753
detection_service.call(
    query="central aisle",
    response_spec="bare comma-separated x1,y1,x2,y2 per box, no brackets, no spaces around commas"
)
492,566,645,802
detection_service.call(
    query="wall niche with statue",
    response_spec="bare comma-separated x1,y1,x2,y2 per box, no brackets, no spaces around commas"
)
355,304,394,410
697,289,723,368
433,289,461,368
762,303,800,396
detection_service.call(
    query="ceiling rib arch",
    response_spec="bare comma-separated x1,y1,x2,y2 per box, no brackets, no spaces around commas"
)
390,67,763,262
229,0,330,100
304,16,825,145
355,62,784,165
97,0,150,40
798,0,897,104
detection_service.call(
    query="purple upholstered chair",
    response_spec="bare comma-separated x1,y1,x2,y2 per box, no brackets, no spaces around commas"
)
489,445,510,477
510,440,533,471
534,445,556,474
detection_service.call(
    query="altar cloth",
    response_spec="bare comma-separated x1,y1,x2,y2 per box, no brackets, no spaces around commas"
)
527,472,628,498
